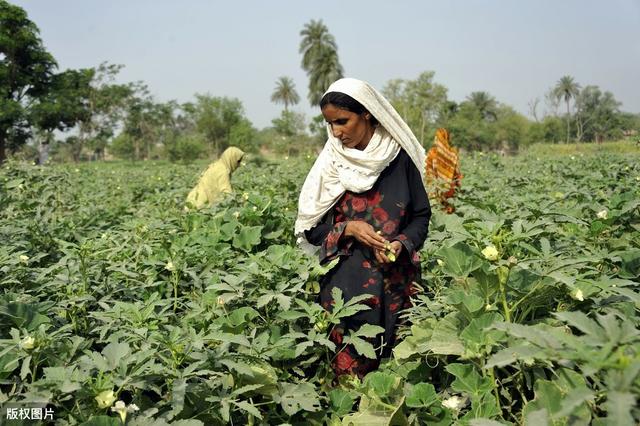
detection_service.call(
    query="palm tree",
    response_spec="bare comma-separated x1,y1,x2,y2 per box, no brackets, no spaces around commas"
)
466,91,498,121
299,19,344,105
553,75,581,143
271,77,300,112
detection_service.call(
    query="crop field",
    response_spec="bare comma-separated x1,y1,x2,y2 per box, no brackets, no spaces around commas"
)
1,150,639,425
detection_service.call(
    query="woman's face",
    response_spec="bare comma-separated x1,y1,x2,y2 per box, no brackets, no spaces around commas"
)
321,103,375,151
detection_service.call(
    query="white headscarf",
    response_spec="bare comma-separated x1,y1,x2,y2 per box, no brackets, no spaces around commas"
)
294,78,426,254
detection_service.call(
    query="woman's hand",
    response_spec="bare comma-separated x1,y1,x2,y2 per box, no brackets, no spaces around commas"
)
344,221,387,251
374,240,403,264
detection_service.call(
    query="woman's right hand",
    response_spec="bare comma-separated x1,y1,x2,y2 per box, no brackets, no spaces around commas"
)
344,221,387,251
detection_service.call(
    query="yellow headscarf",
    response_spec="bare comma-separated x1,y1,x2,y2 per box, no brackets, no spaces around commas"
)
185,147,245,209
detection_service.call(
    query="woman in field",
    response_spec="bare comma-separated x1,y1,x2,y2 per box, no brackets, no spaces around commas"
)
295,78,431,378
185,146,244,209
425,128,462,213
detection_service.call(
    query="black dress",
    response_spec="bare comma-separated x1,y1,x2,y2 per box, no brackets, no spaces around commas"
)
305,149,431,377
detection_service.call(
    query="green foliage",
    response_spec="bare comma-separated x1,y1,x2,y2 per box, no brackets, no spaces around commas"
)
1,149,638,424
382,72,449,144
0,0,57,162
165,133,207,163
575,85,622,143
190,94,251,156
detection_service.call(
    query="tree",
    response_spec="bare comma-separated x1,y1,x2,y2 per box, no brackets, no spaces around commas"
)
466,91,498,121
0,0,56,163
382,72,449,143
271,76,300,112
574,85,621,143
30,68,93,162
189,94,253,156
74,63,133,160
553,75,580,143
299,19,344,105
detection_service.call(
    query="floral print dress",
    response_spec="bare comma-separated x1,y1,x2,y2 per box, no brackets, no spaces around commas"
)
305,149,431,378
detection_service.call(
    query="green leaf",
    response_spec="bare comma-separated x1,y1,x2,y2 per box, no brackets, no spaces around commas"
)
460,312,504,357
617,249,640,278
79,416,121,426
275,382,321,416
406,382,437,408
0,301,51,331
329,388,355,416
232,225,262,251
427,313,464,355
437,242,483,278
341,395,407,426
346,336,377,359
508,266,543,293
353,324,385,339
232,400,263,419
553,311,604,341
445,363,493,399
102,342,130,370
604,391,635,426
524,409,549,426
168,378,187,420
364,372,397,398
469,420,507,426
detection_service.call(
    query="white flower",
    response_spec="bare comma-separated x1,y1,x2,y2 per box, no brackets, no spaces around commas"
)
20,335,35,350
437,259,445,266
19,254,29,263
442,395,466,411
481,245,499,261
233,211,240,219
95,390,116,409
252,206,257,211
111,400,139,423
284,156,289,160
74,168,80,172
101,233,108,239
572,289,584,301
165,261,175,272
596,210,608,220
242,192,249,200
217,296,225,306
485,304,492,310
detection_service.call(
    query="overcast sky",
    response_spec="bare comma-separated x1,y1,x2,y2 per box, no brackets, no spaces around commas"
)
12,0,640,128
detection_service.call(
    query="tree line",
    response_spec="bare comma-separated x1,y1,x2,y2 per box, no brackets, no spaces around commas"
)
1,3,638,164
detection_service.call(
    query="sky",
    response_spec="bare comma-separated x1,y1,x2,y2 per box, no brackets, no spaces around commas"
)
12,0,640,129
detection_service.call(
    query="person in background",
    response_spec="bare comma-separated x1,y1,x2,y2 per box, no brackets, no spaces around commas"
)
295,78,431,379
185,146,244,209
425,128,462,214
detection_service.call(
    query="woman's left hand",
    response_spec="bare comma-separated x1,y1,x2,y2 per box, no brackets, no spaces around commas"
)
374,240,403,264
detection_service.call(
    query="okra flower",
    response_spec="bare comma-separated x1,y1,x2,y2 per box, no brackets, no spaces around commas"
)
572,289,584,301
19,255,29,263
442,395,466,411
165,261,175,272
111,400,139,423
20,335,35,350
596,210,608,220
481,245,499,261
95,390,116,409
